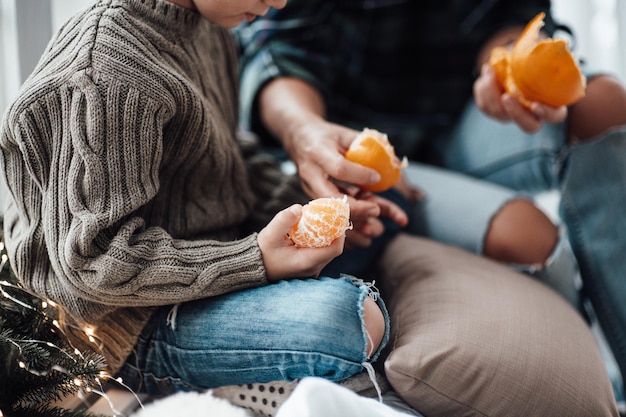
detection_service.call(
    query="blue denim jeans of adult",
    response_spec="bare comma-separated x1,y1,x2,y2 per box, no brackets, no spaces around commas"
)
560,128,626,403
116,276,390,396
399,162,580,308
422,99,626,401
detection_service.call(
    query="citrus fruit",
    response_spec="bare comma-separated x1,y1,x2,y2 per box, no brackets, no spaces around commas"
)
344,128,408,192
489,12,586,108
288,196,352,248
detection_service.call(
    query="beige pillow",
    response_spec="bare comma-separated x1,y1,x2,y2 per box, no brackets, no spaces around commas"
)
377,234,618,417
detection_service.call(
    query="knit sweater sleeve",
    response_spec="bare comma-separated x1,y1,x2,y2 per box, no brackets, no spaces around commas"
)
1,70,267,310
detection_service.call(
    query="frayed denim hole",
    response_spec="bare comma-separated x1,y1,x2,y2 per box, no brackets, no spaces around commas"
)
340,274,390,362
166,304,181,330
339,273,390,400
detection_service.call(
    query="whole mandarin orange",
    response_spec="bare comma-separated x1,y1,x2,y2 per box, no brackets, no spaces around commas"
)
345,128,407,192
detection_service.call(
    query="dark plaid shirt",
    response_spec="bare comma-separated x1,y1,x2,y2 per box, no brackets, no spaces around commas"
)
236,0,555,159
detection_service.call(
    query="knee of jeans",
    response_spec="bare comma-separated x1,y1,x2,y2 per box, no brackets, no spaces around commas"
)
484,198,559,265
363,295,385,359
345,275,391,364
512,229,582,309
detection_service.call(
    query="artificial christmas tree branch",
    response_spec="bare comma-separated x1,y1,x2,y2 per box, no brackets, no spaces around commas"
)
0,227,109,417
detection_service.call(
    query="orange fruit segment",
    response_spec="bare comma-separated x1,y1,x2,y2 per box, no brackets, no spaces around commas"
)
344,128,408,192
488,12,586,108
288,195,352,248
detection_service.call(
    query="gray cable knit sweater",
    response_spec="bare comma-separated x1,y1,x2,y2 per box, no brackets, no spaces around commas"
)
0,0,296,374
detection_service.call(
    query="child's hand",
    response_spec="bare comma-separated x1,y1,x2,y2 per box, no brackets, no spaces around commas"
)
257,204,345,281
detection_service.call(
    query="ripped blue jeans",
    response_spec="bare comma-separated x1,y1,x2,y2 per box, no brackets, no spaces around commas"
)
117,276,389,395
408,100,626,401
400,162,580,307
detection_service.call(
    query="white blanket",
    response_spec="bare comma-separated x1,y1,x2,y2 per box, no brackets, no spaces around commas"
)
276,377,412,417
129,377,414,417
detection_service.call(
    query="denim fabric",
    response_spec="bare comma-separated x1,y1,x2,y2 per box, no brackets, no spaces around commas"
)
560,129,626,402
401,163,516,254
117,276,390,396
514,228,581,309
432,99,626,401
400,161,581,310
440,99,565,192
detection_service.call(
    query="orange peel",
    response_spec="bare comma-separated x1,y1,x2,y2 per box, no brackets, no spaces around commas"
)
488,12,586,108
344,128,407,192
288,195,352,248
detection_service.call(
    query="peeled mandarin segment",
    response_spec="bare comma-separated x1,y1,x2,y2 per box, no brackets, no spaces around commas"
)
288,196,352,248
344,128,407,192
488,12,586,108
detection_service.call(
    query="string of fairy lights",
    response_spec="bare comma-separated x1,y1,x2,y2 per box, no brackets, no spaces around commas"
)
0,243,144,416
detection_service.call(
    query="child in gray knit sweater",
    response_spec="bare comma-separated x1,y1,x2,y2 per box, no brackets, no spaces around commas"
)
0,0,390,407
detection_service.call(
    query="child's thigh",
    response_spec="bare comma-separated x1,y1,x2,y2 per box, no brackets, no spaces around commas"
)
119,276,388,394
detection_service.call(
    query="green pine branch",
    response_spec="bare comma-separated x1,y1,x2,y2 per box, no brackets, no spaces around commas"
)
8,404,104,417
0,226,109,417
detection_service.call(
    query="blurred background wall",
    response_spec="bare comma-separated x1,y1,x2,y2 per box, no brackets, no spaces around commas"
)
0,0,625,208
553,0,626,82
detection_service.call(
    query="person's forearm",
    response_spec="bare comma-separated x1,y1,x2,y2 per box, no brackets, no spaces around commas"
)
259,77,326,150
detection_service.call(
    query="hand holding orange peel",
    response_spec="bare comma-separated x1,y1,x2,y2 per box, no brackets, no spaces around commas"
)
488,12,586,108
288,195,352,248
344,128,408,192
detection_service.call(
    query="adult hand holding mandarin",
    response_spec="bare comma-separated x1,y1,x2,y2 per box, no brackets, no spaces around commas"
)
258,77,409,249
282,117,409,248
475,12,585,134
474,63,568,133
